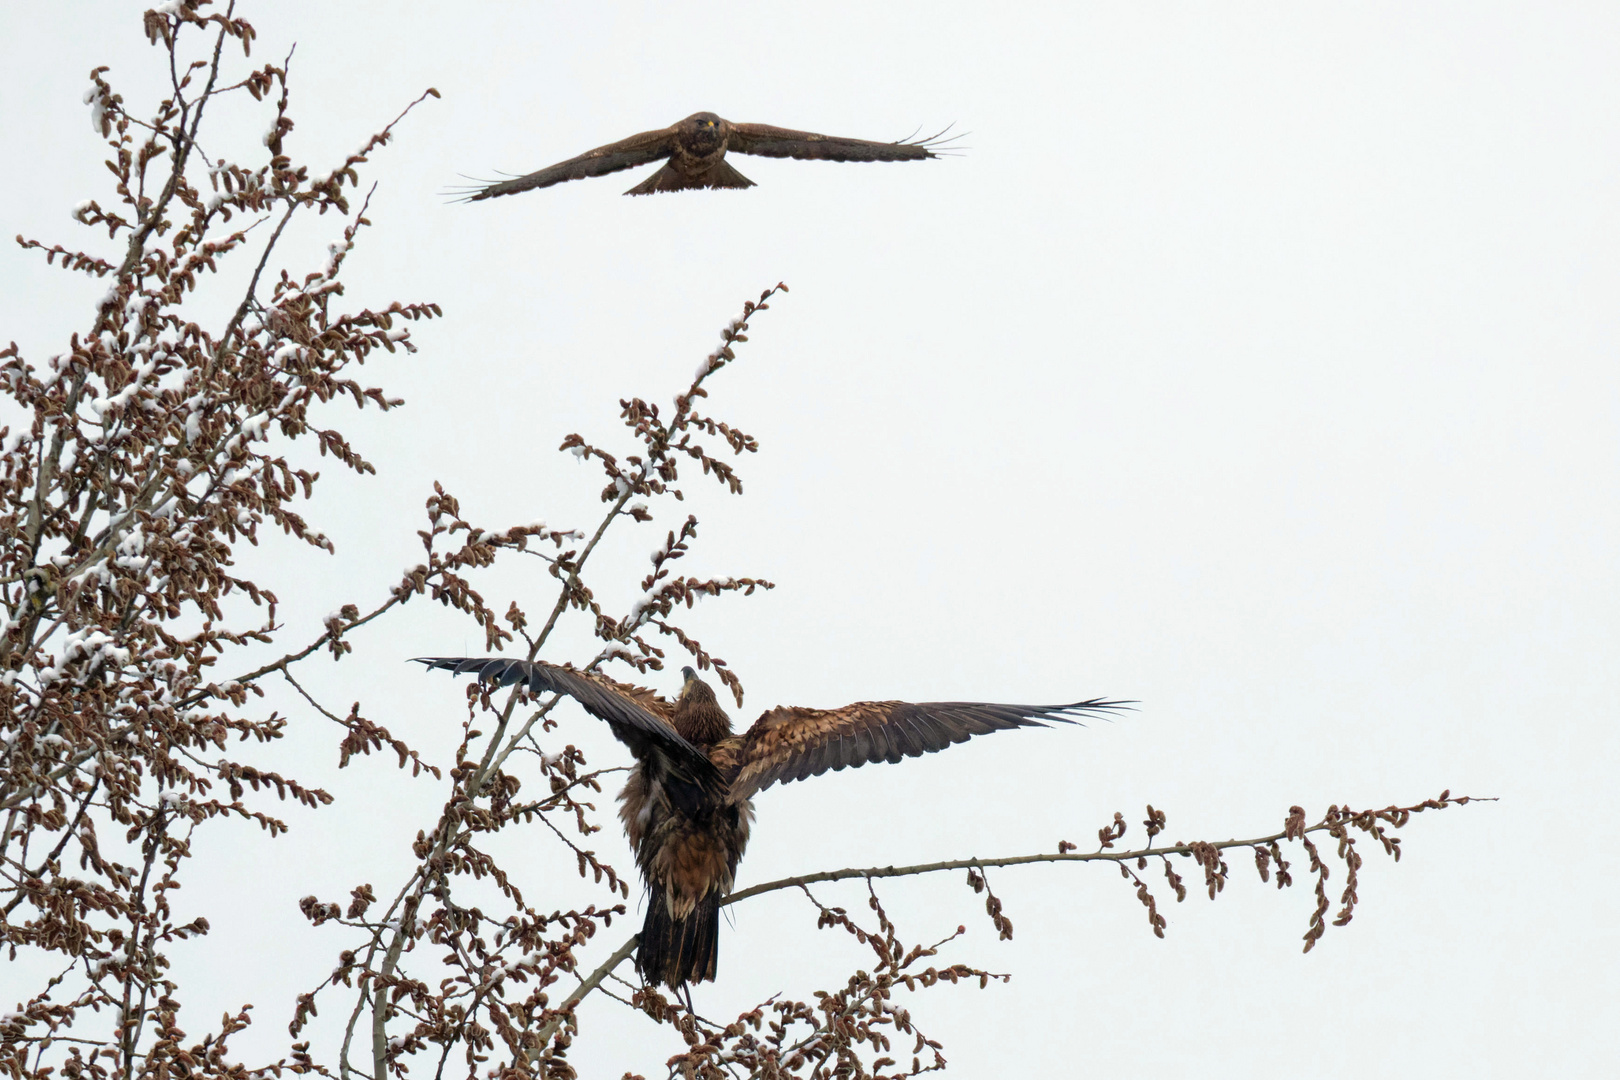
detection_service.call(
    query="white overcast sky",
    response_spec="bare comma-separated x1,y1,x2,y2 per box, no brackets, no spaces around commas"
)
3,2,1616,1076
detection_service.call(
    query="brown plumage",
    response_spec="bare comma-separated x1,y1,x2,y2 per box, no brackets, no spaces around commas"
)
457,111,951,200
415,657,1127,990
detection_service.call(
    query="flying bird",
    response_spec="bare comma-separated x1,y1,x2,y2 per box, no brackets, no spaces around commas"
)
456,111,952,199
416,657,1127,992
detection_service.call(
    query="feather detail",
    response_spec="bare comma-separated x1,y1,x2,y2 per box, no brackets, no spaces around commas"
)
727,122,946,162
729,698,1131,799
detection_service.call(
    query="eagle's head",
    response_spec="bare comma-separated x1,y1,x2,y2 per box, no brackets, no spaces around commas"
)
679,112,727,152
678,665,720,706
674,665,730,740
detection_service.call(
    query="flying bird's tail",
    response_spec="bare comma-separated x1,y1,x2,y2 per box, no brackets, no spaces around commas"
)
624,160,756,196
638,889,721,989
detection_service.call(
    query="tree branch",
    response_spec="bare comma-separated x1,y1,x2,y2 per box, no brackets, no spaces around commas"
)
523,792,1487,1039
721,793,1489,907
531,933,640,1054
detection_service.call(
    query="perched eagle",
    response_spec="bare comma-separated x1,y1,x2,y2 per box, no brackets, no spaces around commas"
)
458,111,948,199
417,657,1126,991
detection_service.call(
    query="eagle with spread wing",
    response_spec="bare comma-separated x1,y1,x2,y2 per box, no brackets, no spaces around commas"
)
417,657,1126,991
458,111,950,199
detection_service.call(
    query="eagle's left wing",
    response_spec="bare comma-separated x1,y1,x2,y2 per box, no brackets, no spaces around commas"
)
730,697,1129,800
727,123,945,163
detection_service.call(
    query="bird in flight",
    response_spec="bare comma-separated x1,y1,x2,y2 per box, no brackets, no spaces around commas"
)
416,657,1127,992
456,111,952,199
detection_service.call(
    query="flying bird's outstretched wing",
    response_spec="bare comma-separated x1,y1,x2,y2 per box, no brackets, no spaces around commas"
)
730,697,1130,799
456,126,677,201
413,657,721,793
727,123,949,163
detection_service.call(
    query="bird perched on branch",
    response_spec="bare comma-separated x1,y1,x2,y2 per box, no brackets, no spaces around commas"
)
455,111,954,199
416,657,1126,992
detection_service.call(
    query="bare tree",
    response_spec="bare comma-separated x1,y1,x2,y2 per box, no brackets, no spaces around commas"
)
0,6,1483,1080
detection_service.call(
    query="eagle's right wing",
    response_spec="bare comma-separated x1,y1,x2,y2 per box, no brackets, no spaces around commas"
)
414,657,722,793
455,126,676,201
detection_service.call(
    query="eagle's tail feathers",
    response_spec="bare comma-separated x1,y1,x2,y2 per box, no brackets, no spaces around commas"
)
638,891,720,989
624,160,756,196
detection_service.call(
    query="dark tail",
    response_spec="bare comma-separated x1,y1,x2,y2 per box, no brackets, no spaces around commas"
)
637,891,720,989
623,159,756,196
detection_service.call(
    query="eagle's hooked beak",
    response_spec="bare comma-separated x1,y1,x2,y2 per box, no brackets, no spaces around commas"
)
680,665,699,694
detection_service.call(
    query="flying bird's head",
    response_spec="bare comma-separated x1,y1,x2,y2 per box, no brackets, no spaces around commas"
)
679,112,727,153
